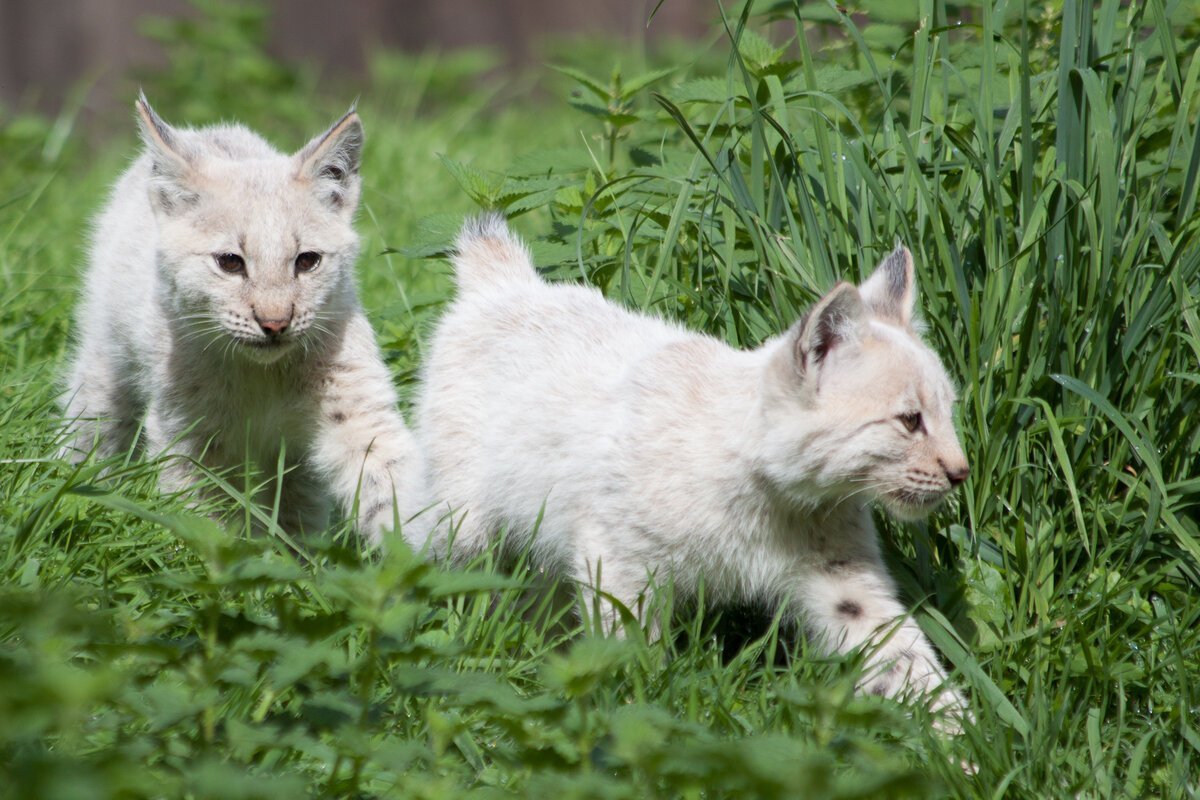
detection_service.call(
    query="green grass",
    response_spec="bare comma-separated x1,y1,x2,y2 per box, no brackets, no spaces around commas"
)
2,1,1199,797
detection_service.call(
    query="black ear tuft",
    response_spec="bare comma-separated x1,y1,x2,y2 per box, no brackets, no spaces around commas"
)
134,92,198,215
296,108,364,212
794,282,867,374
859,244,915,326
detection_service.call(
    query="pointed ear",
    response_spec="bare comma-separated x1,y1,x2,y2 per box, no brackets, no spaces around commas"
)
295,108,363,212
859,244,915,326
793,282,867,374
135,92,198,215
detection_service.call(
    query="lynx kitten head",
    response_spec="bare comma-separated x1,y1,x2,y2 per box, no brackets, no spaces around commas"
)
761,246,969,519
134,94,363,364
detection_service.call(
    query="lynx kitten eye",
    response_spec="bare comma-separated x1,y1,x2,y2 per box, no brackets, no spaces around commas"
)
215,253,246,275
899,412,923,433
294,251,321,273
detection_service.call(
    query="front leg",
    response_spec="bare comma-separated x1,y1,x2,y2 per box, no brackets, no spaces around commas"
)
308,314,422,546
144,401,207,498
791,546,967,728
60,343,141,461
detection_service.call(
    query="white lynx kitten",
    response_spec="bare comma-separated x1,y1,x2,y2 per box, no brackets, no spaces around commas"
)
413,215,970,716
61,95,419,543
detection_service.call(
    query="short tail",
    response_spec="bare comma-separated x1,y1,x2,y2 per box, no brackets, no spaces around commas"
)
452,212,537,294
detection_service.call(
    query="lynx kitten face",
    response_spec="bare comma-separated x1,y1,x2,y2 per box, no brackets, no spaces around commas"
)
61,96,420,543
140,100,361,364
412,215,971,728
757,248,969,520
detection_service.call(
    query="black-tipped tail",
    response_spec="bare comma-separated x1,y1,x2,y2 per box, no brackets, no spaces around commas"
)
452,213,537,293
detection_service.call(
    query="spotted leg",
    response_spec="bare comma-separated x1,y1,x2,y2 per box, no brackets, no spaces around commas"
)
790,541,967,730
307,313,421,546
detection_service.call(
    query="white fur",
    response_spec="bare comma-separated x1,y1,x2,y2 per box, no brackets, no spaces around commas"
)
61,96,420,544
412,214,971,716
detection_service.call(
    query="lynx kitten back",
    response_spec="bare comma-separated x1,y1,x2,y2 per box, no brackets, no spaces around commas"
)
413,215,970,723
61,95,420,543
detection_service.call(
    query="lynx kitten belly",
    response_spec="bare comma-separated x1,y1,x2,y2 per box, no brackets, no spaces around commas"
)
61,95,419,544
412,214,971,721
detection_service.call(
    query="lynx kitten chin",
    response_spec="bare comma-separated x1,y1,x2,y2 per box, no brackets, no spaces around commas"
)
61,94,420,544
412,214,971,722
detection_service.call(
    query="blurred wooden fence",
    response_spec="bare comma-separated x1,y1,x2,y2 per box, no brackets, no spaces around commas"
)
0,0,711,113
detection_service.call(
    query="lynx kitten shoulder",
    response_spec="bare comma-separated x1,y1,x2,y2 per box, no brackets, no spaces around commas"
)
413,214,971,719
61,95,420,543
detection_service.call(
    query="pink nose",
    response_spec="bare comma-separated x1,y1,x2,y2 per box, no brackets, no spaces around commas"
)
255,314,291,336
944,462,970,487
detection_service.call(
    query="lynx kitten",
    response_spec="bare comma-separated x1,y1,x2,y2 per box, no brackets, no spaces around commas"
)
413,215,970,716
61,95,419,543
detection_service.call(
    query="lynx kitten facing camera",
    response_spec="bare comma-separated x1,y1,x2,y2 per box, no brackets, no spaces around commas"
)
414,215,970,717
61,95,419,543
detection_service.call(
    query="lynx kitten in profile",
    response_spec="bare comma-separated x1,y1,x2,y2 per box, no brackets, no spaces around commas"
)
413,215,970,718
61,95,419,543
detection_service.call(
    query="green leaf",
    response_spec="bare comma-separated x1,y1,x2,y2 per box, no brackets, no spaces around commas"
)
550,64,611,101
619,66,678,99
542,637,634,698
736,29,786,74
670,77,740,104
438,153,505,207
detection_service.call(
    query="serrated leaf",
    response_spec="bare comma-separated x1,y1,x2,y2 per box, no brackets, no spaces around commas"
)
551,64,611,101
554,185,586,210
670,77,740,104
123,678,215,731
794,65,874,95
566,97,613,120
529,240,583,267
737,29,787,74
619,66,678,99
609,704,679,763
501,188,560,215
395,212,465,259
438,154,504,206
542,637,634,698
